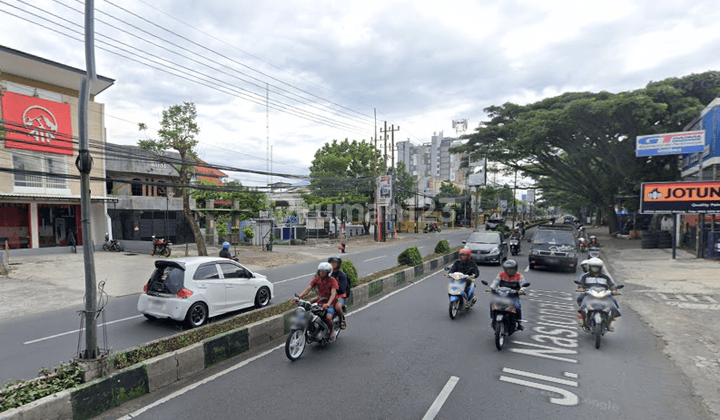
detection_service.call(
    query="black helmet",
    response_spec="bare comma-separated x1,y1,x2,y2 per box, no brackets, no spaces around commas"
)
503,259,518,274
328,256,342,268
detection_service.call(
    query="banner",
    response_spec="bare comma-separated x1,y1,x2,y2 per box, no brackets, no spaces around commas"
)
1,92,74,155
640,181,720,213
378,175,393,206
635,131,705,157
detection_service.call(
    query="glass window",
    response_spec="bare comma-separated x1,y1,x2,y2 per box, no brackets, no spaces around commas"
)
467,232,501,244
45,157,68,189
193,264,220,280
131,179,143,196
147,266,185,294
157,181,167,197
13,154,43,188
219,262,246,279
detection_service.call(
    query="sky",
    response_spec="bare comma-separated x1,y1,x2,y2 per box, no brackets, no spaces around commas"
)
2,0,720,187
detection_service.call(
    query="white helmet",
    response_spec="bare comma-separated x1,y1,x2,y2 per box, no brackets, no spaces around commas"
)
587,257,604,273
317,262,332,273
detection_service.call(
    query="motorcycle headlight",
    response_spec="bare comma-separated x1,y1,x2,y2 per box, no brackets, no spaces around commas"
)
589,289,609,298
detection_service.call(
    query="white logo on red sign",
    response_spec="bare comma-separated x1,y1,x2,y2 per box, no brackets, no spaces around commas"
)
22,105,58,144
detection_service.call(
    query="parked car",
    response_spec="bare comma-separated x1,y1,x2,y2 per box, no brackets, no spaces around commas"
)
463,231,508,265
563,215,576,224
485,217,506,231
137,257,274,328
528,227,579,272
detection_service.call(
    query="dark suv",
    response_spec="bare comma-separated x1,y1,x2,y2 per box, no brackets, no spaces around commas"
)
528,227,579,272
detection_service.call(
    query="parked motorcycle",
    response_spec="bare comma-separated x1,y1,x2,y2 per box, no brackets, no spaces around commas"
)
151,235,172,257
445,268,477,319
575,279,623,349
481,280,530,351
509,238,521,256
424,223,442,233
102,233,124,252
285,295,345,361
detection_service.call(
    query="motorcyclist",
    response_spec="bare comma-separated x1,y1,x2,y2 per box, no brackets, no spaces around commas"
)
489,260,528,330
588,235,600,248
447,249,480,299
295,262,339,341
509,229,522,240
518,222,525,239
219,242,233,259
576,258,621,331
328,256,349,330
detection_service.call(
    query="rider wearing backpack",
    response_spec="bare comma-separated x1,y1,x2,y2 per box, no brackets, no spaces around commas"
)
328,256,349,330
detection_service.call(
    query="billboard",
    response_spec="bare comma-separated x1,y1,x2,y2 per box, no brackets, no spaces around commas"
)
377,175,393,206
0,91,74,155
636,131,705,157
640,181,720,214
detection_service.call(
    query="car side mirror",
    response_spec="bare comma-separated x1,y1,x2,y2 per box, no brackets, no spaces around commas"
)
573,280,581,284
462,241,466,244
616,285,624,289
444,266,450,271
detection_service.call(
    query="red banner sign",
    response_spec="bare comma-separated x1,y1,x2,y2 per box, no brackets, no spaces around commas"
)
1,91,74,155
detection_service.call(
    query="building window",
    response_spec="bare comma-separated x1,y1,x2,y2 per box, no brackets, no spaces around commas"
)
106,177,114,195
131,179,143,196
13,153,68,190
157,181,167,197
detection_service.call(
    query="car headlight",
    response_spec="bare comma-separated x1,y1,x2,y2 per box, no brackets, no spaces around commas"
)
531,250,539,255
490,247,499,254
567,253,576,258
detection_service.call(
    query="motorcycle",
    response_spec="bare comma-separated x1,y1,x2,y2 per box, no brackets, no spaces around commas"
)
577,237,587,252
285,295,345,361
588,245,601,259
509,238,521,256
445,268,477,319
575,279,623,349
424,223,442,233
102,233,124,252
151,235,172,257
481,280,530,351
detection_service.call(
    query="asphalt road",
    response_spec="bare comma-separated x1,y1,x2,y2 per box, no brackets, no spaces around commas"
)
99,247,710,420
0,229,471,384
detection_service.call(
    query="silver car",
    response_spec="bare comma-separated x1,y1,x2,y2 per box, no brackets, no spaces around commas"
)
463,231,508,265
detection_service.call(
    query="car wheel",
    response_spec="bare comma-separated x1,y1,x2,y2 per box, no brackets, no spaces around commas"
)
143,314,156,321
185,302,208,328
254,286,271,308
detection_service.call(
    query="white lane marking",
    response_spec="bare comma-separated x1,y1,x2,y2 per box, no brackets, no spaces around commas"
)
524,265,530,273
363,255,386,262
418,246,426,249
23,315,144,345
499,376,579,406
116,269,446,419
421,376,460,420
273,273,314,285
563,372,578,379
502,367,578,387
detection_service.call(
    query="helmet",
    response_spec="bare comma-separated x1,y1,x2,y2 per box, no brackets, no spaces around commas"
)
579,226,584,231
328,256,342,268
317,262,332,273
587,257,603,273
590,235,597,240
459,249,471,258
503,259,518,274
222,242,230,249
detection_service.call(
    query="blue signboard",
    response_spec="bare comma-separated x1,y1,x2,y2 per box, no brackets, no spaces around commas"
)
636,131,705,157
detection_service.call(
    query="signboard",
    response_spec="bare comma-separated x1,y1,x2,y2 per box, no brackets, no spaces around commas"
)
0,91,74,156
468,164,485,187
640,181,720,214
500,200,508,212
378,175,393,206
527,189,535,203
635,131,705,157
259,211,269,218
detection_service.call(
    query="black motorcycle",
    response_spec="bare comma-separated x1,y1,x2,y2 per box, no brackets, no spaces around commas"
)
424,223,442,233
102,233,124,252
575,280,623,349
481,280,530,351
285,295,345,361
509,238,521,256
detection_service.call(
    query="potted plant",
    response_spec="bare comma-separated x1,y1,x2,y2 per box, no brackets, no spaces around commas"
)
242,226,254,245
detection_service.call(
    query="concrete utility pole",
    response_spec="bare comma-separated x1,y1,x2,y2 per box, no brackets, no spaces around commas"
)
374,109,379,242
79,0,98,359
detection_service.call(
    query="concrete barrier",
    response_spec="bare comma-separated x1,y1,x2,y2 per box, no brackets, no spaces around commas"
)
1,251,454,420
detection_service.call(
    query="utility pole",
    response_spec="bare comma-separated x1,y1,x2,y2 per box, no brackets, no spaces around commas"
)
512,168,518,229
697,147,704,258
374,109,379,242
266,83,270,188
79,0,98,359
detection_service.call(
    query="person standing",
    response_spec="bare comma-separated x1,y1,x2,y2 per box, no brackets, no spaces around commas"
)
340,231,347,253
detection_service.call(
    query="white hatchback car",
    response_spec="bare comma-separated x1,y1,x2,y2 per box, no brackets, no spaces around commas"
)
137,257,273,328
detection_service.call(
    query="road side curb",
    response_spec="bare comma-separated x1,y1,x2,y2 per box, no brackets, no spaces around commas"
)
0,250,459,420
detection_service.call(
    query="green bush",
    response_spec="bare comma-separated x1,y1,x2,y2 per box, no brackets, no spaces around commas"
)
0,362,83,413
242,226,254,240
398,246,423,267
341,259,359,287
434,239,451,254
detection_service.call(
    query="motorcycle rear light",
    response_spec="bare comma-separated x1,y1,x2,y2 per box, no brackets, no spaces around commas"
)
143,284,147,292
177,287,193,299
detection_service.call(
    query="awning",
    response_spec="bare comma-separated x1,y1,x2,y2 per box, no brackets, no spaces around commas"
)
0,193,118,203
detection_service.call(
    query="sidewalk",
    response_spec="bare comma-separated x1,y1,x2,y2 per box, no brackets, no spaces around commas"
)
599,229,720,418
0,230,468,321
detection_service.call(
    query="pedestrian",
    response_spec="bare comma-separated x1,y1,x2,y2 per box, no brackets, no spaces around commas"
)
340,231,347,253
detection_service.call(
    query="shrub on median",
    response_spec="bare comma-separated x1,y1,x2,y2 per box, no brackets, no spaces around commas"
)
0,361,83,413
434,239,451,254
397,246,423,267
341,259,359,287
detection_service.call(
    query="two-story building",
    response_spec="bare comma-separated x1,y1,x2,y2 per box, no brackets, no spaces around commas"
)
0,45,114,251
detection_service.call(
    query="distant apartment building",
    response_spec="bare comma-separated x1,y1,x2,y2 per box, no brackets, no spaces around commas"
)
396,131,467,197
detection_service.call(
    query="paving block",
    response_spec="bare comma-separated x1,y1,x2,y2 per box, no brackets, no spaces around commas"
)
382,275,396,292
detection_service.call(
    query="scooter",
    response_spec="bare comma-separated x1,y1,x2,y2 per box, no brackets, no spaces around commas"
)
102,233,124,252
509,238,521,256
151,235,172,257
445,268,477,319
481,280,530,351
588,245,601,259
578,237,588,252
575,279,623,349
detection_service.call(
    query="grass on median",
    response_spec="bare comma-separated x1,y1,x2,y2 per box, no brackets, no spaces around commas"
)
0,362,83,414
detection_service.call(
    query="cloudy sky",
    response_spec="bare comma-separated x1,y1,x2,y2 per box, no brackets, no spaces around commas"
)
3,0,720,186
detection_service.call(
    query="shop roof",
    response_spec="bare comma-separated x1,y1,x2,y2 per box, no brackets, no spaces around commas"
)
0,45,115,96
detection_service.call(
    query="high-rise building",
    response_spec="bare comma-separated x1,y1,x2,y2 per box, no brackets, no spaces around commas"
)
396,131,467,196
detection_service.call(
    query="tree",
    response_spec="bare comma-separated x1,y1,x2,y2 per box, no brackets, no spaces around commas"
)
458,71,720,233
139,102,207,255
393,162,414,205
305,139,383,233
437,182,462,198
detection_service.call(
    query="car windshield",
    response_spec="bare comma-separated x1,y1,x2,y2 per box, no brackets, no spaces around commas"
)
467,233,500,244
532,231,574,246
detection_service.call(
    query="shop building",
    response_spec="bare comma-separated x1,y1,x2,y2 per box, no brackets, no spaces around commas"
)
0,45,114,252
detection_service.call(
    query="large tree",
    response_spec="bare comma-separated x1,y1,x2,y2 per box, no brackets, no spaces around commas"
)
139,102,207,255
457,72,720,233
392,162,415,205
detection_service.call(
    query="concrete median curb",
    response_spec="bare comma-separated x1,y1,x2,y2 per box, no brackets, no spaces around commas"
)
0,250,459,420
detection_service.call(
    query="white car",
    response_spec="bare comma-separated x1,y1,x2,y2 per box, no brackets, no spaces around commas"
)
137,257,273,328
